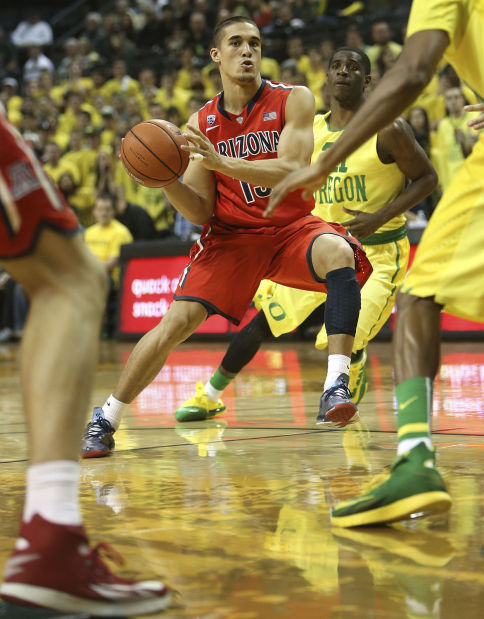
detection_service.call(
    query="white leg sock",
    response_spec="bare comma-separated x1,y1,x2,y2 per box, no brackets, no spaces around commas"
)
204,381,222,401
24,460,81,526
324,354,351,391
102,394,125,430
397,437,432,456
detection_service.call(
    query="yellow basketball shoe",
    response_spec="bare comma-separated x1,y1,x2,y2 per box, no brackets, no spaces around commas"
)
349,349,368,405
331,443,452,527
174,382,226,422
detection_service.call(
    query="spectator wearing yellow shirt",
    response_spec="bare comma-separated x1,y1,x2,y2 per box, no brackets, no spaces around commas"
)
177,49,196,92
286,37,311,75
43,141,80,186
87,65,109,105
51,59,94,104
57,90,100,137
1,77,22,126
305,46,326,98
366,21,402,72
112,134,139,204
85,194,133,288
103,59,142,103
99,105,116,149
84,193,133,336
156,69,191,121
77,124,104,192
433,87,479,192
203,66,222,99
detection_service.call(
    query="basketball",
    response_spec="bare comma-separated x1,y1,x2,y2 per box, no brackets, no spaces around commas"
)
120,119,190,188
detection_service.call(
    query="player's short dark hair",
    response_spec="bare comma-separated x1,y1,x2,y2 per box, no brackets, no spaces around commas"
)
329,46,371,75
212,16,259,48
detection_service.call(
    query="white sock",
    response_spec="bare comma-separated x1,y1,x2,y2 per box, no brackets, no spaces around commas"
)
204,381,222,401
24,460,81,526
324,354,351,391
102,394,125,430
397,437,432,456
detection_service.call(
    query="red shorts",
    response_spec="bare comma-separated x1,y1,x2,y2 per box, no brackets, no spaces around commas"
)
0,116,79,260
174,216,372,324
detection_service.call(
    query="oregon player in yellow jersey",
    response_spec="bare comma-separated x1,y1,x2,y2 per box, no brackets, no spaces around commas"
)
269,0,484,527
174,46,437,425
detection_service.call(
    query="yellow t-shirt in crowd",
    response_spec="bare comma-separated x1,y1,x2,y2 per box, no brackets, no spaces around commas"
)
84,219,133,287
44,159,80,185
433,113,478,190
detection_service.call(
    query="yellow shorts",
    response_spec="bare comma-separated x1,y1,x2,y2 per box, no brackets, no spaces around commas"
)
401,135,484,322
254,236,410,353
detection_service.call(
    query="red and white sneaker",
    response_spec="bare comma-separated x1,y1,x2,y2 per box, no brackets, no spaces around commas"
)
0,515,171,616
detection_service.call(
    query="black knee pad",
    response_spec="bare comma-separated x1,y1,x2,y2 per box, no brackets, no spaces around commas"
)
325,267,361,337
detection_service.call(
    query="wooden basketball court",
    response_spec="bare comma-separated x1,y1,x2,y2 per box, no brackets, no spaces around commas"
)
1,339,484,618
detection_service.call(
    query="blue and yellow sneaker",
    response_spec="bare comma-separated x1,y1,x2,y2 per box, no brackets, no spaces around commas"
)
174,382,226,422
349,349,368,405
81,407,115,459
331,442,452,527
317,373,359,427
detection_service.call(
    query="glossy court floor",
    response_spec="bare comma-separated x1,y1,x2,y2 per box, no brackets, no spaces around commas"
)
1,339,484,619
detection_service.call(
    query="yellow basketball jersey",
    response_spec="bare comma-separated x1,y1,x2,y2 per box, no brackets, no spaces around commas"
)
311,113,406,236
407,0,484,100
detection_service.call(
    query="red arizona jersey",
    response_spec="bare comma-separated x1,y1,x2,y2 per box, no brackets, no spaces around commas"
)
0,112,79,258
198,79,314,229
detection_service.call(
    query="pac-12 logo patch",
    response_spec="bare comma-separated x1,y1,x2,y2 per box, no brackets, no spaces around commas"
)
207,114,216,125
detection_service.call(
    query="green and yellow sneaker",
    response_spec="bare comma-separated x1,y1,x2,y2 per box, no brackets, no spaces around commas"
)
174,382,226,422
331,442,452,527
349,349,368,405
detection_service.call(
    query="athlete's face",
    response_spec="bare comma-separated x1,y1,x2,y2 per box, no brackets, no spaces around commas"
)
327,51,368,104
211,23,261,84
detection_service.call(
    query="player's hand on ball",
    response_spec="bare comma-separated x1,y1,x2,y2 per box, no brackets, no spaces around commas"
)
182,124,220,169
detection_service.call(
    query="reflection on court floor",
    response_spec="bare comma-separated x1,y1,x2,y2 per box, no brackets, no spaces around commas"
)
1,340,484,618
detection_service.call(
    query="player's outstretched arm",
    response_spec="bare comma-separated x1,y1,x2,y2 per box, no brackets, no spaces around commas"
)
183,86,315,189
267,29,449,213
162,113,216,225
342,118,438,239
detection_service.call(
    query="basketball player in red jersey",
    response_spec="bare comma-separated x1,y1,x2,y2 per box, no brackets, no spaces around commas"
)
82,16,372,458
0,112,171,614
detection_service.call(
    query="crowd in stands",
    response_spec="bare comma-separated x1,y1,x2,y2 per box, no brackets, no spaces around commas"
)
0,0,481,340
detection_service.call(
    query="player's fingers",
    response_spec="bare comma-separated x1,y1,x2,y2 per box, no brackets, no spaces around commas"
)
185,123,204,136
342,206,357,215
264,190,283,216
180,143,202,153
464,104,484,112
301,188,313,201
467,117,484,130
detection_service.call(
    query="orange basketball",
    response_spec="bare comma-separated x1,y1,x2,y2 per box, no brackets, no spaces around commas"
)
120,119,190,188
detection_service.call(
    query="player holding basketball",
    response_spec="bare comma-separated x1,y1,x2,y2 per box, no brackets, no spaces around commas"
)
173,46,437,423
269,0,484,527
0,112,171,614
82,16,372,457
